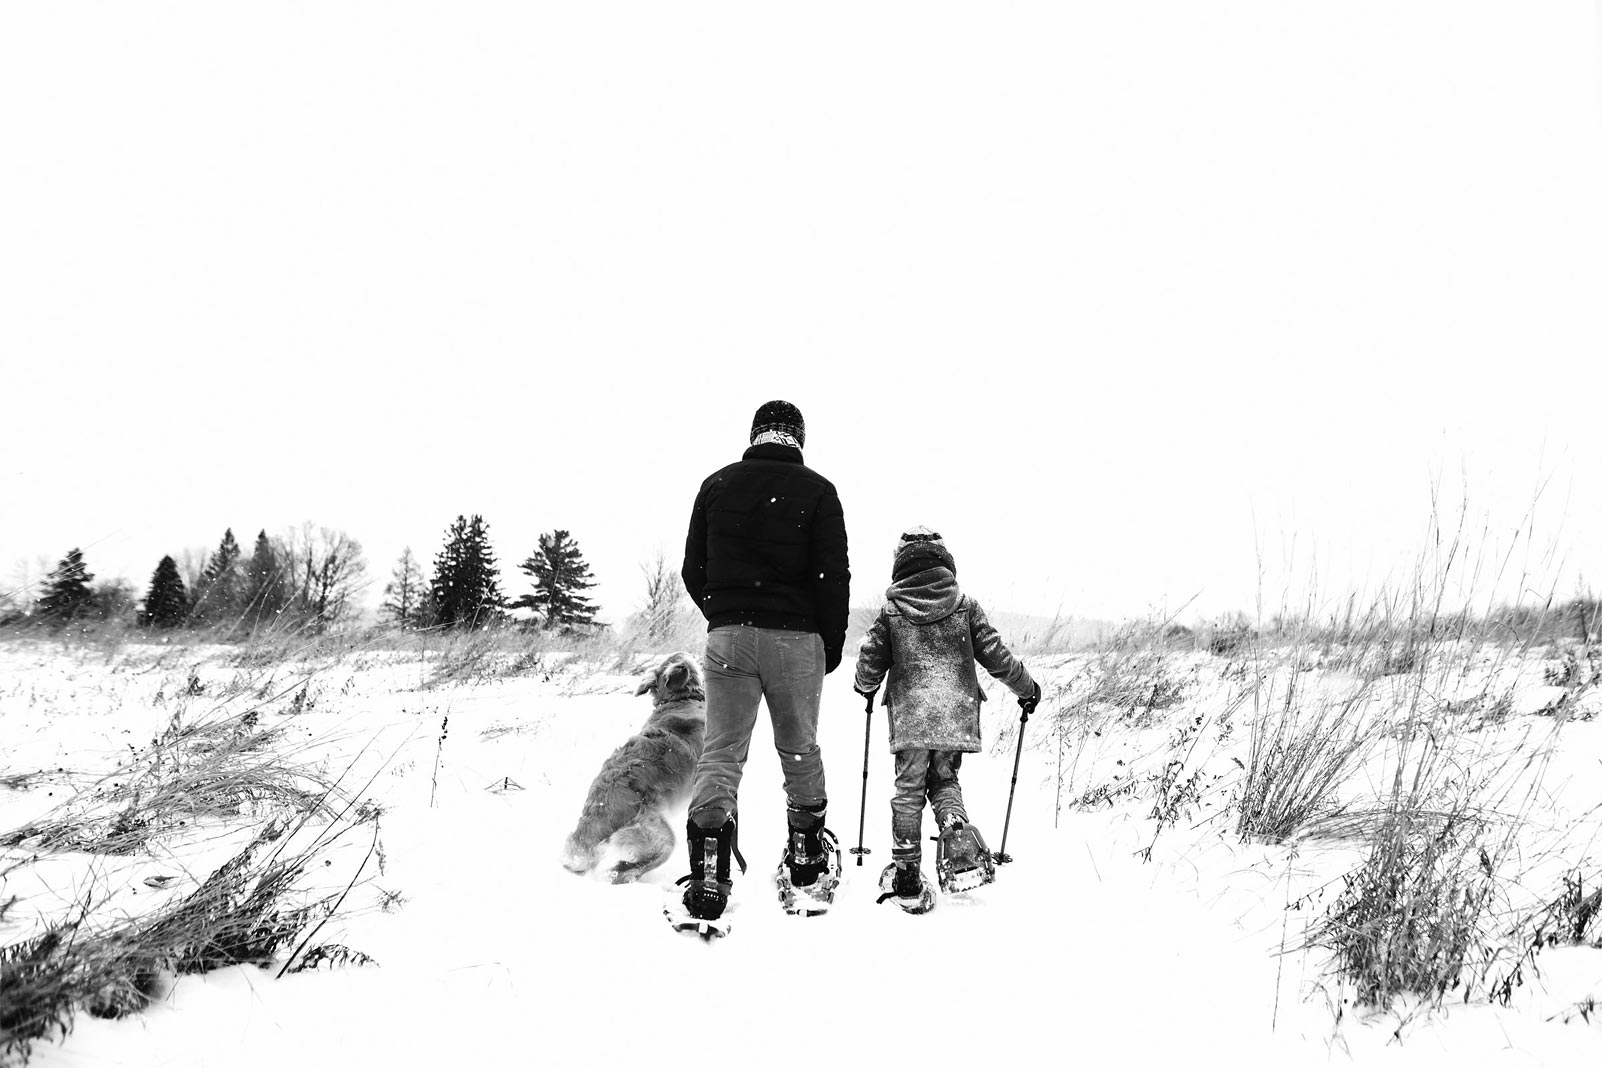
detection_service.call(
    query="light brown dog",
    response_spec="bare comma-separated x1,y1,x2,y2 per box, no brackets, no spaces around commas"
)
561,653,706,882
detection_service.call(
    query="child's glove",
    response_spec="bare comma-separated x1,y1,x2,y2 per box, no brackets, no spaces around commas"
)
1019,680,1042,721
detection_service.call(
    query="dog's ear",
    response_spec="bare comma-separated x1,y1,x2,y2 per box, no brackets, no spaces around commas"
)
634,674,656,696
665,662,689,691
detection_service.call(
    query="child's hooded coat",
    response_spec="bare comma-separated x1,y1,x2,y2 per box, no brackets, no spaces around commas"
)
853,559,1035,754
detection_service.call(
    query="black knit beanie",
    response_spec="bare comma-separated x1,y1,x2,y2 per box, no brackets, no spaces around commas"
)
892,527,956,581
750,400,805,447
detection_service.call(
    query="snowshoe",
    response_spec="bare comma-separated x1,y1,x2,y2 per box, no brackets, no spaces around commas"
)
664,893,733,940
668,815,744,939
776,826,841,916
875,863,936,914
935,821,995,894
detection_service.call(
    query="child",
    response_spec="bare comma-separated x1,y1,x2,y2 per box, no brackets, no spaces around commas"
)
853,527,1040,912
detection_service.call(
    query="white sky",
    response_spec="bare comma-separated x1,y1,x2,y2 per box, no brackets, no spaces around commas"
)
2,3,1599,626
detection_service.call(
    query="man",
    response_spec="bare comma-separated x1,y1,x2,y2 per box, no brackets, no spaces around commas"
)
678,400,850,920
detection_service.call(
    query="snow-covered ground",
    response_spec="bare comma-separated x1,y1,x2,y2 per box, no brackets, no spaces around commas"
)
2,636,1600,1067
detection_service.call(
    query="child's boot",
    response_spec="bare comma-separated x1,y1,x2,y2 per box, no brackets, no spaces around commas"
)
876,859,936,914
875,836,936,913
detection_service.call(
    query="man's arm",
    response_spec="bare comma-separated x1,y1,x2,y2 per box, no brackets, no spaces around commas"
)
681,482,709,618
811,485,850,673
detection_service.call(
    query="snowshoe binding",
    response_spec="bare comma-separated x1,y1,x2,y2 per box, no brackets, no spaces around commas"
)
775,804,841,916
934,820,995,894
667,816,744,940
875,862,936,914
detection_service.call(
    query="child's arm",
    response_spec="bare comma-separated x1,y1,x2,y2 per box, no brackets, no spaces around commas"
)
853,611,893,695
969,599,1037,700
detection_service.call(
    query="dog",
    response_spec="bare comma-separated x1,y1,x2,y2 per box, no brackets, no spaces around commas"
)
560,652,706,883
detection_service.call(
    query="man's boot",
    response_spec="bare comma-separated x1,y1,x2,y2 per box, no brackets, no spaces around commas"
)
777,799,840,914
784,799,830,887
679,815,737,920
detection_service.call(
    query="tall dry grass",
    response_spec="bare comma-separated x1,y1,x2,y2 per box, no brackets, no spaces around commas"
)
0,639,395,1064
2,813,380,1064
1284,497,1583,1011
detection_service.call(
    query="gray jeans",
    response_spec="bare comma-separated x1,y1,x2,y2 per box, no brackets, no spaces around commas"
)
890,749,967,863
689,625,826,830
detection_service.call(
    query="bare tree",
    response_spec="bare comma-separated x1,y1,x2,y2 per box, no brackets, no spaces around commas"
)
89,577,140,624
380,547,430,630
282,523,370,630
636,548,696,648
2,555,54,619
175,546,211,606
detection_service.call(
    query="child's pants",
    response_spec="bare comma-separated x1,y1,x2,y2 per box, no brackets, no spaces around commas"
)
890,749,967,865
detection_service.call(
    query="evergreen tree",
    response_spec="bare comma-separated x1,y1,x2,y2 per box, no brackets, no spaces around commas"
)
37,548,95,622
140,555,189,628
430,515,504,629
243,529,290,627
192,528,244,624
380,547,430,629
514,529,599,631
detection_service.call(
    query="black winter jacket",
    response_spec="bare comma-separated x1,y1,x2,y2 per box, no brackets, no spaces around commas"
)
682,443,851,670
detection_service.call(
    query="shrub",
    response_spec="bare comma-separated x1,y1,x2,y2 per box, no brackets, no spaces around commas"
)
1320,811,1496,1008
1236,668,1380,842
1527,869,1602,950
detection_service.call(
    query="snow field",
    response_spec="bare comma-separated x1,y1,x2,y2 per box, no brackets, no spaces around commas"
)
2,637,1600,1066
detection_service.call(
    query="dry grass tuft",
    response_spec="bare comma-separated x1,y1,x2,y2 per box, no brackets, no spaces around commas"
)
1235,665,1381,843
1,815,379,1064
0,708,336,857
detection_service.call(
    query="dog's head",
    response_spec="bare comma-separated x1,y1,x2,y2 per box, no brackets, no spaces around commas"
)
634,652,705,706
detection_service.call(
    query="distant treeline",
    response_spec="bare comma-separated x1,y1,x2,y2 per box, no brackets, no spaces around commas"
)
1166,597,1602,654
1,516,613,638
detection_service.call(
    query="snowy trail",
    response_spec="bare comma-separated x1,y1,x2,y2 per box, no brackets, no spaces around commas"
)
14,651,1600,1067
25,664,1309,1067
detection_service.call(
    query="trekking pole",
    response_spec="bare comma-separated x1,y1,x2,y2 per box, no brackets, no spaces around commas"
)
849,690,874,866
993,696,1034,865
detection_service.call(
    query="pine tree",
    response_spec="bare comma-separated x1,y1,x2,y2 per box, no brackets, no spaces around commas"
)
381,547,430,629
514,529,599,631
242,529,289,627
430,515,504,629
37,548,95,622
140,556,189,628
192,528,244,625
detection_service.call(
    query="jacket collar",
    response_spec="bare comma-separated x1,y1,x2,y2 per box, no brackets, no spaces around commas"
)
742,442,804,464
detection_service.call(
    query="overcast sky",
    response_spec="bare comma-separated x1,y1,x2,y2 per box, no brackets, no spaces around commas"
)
3,3,1599,627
